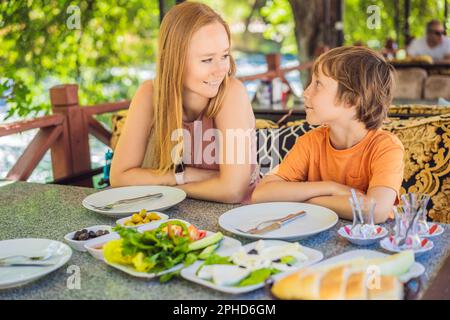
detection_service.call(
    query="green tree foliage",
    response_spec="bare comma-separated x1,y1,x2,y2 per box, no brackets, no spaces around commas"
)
260,0,297,54
0,0,159,119
1,0,447,119
344,0,447,48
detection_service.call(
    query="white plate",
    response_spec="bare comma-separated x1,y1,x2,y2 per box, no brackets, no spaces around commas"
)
116,211,169,228
379,237,434,257
106,260,184,279
82,186,186,217
0,239,72,289
64,225,114,252
105,219,241,279
219,202,338,240
312,249,425,283
180,240,324,294
338,225,388,246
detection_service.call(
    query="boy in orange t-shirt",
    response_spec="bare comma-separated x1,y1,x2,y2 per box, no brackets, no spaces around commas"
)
251,46,404,223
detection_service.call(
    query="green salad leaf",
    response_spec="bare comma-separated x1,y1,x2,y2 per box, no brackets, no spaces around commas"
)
109,222,222,282
236,268,280,287
202,254,233,266
280,255,296,265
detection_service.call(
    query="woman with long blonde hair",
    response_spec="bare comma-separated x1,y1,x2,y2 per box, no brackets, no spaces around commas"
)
110,2,258,203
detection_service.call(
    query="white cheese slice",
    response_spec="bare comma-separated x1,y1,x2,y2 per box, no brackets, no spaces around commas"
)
211,265,250,286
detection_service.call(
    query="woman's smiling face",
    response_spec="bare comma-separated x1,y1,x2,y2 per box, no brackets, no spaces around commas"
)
183,22,231,99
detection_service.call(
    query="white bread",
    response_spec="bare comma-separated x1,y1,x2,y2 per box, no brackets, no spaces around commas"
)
368,275,404,300
345,272,367,300
319,265,348,300
272,264,403,300
271,269,321,300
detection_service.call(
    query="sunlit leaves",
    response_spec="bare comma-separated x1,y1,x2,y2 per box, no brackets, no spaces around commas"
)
1,0,159,119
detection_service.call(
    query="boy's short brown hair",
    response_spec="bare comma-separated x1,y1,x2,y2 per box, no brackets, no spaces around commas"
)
313,46,395,130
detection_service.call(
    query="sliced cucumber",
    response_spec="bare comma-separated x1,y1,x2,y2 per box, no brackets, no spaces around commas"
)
188,232,223,252
198,243,220,260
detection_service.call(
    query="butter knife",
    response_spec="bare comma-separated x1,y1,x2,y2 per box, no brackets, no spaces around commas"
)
0,262,55,267
240,210,306,235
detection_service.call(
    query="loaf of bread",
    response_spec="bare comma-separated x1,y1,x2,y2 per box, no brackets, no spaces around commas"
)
272,263,403,300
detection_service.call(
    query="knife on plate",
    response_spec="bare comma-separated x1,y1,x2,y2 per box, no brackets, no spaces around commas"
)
239,210,306,235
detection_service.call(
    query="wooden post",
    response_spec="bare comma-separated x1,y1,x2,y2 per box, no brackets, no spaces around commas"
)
404,0,411,46
50,84,93,187
266,53,281,77
445,0,448,31
335,0,344,47
159,0,165,24
323,0,330,46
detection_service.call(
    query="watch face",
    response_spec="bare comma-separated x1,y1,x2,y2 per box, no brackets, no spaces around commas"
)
175,162,184,174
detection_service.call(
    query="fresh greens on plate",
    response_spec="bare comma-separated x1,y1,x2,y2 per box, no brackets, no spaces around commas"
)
103,220,223,282
195,240,310,287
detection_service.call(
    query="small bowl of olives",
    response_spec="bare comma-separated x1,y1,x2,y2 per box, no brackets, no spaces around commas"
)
64,225,113,252
116,209,168,229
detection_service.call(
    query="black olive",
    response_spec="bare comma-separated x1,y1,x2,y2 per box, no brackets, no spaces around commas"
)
247,249,258,255
79,233,89,241
81,229,88,234
272,259,282,263
88,231,96,238
95,230,104,237
73,231,81,240
104,230,109,234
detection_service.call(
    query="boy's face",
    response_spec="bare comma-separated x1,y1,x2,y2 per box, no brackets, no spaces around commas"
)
303,66,351,126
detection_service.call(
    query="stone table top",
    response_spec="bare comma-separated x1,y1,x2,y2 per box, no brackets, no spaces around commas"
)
0,181,448,300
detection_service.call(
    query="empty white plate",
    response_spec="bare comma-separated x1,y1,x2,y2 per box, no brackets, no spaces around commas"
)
219,202,339,240
0,239,72,289
82,186,186,217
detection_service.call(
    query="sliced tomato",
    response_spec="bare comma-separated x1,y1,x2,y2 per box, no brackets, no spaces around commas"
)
197,230,207,240
187,225,207,241
162,224,183,238
188,225,200,241
171,225,183,237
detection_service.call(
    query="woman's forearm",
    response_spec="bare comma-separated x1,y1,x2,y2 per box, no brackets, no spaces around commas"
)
110,168,176,187
178,176,249,204
251,181,335,203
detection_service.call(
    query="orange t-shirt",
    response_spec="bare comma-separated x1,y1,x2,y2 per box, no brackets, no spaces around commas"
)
274,126,405,202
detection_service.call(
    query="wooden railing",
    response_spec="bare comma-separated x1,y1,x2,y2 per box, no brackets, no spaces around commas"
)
0,53,312,187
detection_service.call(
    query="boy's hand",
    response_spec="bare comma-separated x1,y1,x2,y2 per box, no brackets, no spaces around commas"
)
329,181,365,197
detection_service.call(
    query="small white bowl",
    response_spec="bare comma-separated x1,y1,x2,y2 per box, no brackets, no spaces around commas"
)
84,232,120,261
419,223,444,238
380,237,434,257
338,225,388,246
63,225,114,252
115,211,169,229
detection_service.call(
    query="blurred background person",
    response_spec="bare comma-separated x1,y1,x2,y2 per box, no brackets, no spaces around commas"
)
381,38,398,59
407,20,450,62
